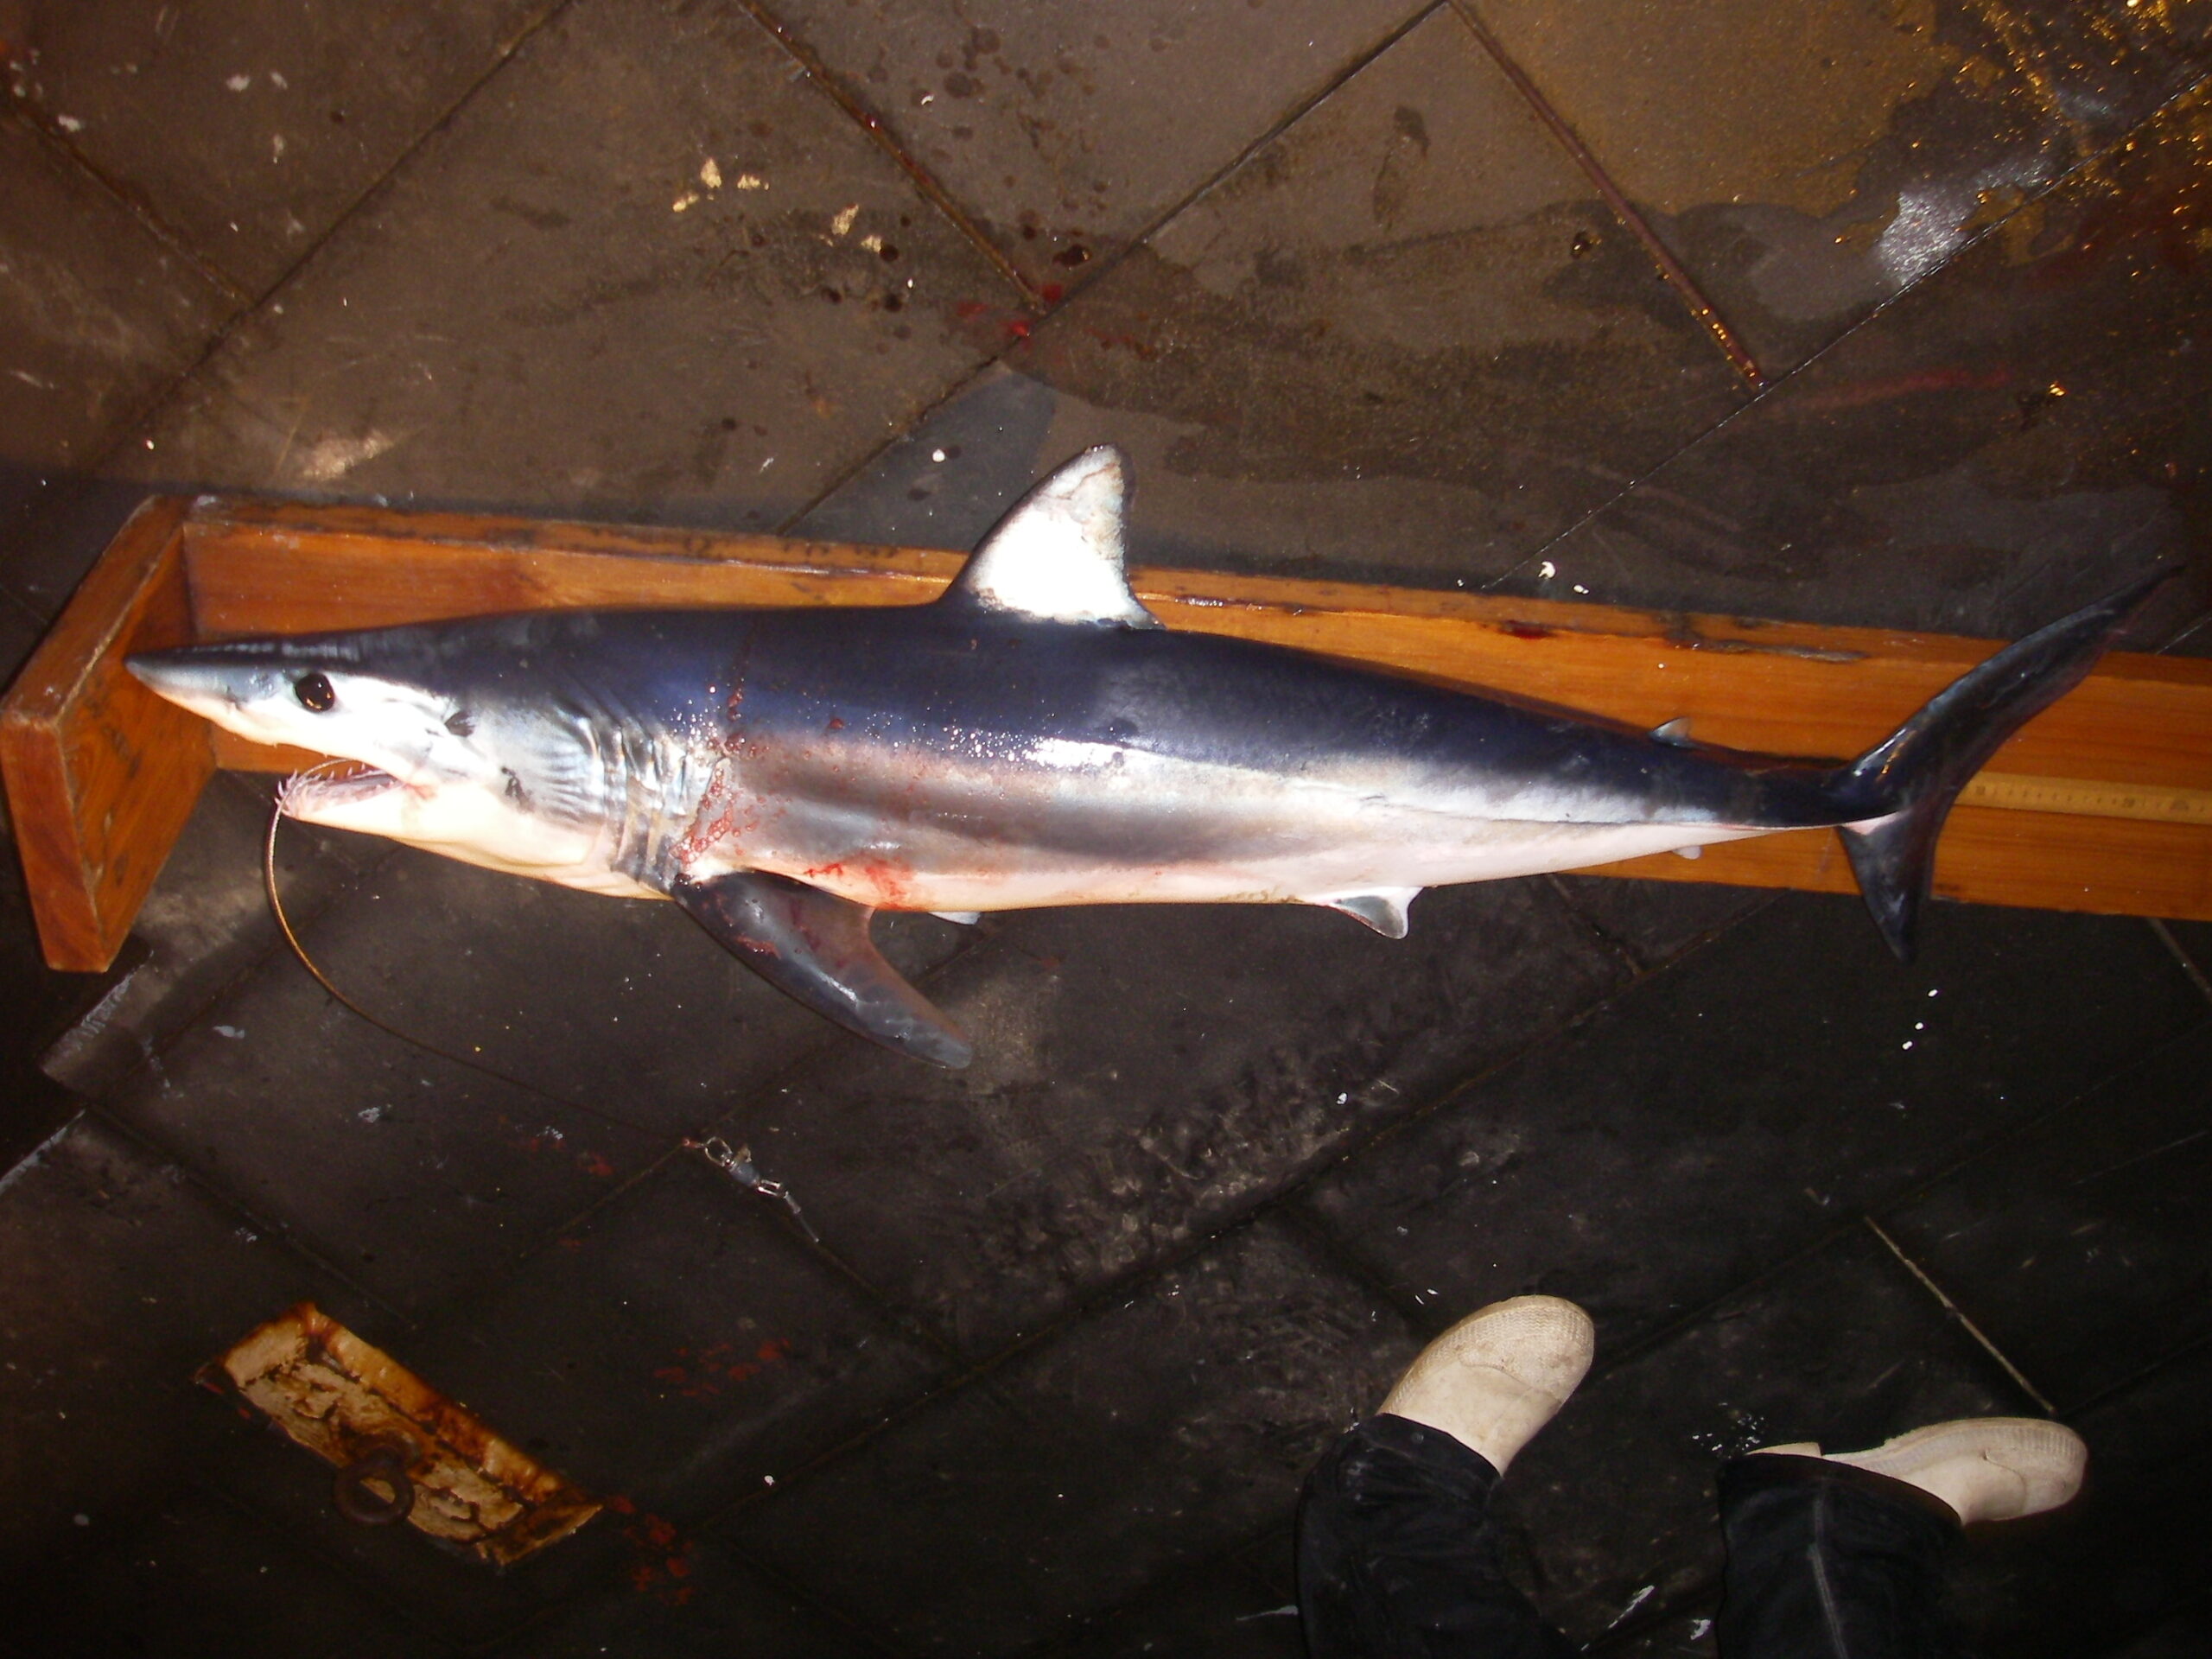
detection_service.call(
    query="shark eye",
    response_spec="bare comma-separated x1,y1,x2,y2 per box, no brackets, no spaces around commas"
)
294,672,336,712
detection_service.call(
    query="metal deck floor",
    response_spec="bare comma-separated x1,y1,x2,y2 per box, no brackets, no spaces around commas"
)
3,3,2209,1653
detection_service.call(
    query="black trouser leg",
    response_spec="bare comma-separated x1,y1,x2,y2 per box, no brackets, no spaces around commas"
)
1297,1414,1576,1659
1715,1453,1971,1659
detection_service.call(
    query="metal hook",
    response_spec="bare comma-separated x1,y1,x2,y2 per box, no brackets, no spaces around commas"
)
685,1136,820,1243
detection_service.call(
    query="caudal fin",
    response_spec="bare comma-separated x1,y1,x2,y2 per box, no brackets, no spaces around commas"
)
1836,567,2176,962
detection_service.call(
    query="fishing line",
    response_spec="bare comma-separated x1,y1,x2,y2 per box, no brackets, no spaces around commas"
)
263,766,390,1020
263,784,664,1140
262,782,830,1237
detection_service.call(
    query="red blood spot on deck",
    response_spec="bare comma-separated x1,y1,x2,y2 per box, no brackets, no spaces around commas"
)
956,299,992,319
2036,172,2212,285
1793,367,2010,413
650,1336,794,1401
1082,326,1159,359
613,1494,693,1602
578,1152,616,1179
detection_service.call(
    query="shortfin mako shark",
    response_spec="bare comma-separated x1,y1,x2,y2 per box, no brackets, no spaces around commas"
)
130,448,2168,1067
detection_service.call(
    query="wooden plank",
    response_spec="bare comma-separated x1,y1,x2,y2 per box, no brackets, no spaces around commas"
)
11,492,2206,978
1595,809,2212,922
180,499,961,632
179,499,2212,766
0,498,212,971
177,496,2212,920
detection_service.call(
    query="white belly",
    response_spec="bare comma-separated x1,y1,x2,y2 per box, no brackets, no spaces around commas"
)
728,817,1767,914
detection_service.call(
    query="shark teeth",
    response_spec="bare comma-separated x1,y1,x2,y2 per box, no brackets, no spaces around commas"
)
276,762,398,818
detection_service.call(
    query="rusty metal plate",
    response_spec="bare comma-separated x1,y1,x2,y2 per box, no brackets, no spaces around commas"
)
212,1302,598,1567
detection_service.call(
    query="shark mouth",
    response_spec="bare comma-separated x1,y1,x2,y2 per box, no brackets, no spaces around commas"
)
276,760,403,819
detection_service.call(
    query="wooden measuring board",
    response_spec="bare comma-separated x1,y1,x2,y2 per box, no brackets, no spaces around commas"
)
5,493,2209,972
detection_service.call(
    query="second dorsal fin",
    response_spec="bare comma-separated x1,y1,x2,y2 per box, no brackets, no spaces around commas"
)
942,446,1161,628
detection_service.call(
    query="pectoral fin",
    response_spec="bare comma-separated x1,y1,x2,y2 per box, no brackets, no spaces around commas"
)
673,871,972,1068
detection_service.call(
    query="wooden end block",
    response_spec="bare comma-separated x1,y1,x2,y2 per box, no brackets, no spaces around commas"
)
0,498,215,972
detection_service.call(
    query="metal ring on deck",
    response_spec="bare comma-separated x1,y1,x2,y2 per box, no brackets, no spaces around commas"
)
333,1437,416,1526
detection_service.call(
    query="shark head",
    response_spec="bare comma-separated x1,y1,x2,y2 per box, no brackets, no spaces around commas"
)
127,623,612,879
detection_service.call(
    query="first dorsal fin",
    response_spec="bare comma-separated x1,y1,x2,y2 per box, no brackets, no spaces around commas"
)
942,446,1161,629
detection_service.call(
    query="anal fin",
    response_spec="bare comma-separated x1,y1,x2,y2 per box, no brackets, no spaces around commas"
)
1314,888,1421,939
673,871,972,1067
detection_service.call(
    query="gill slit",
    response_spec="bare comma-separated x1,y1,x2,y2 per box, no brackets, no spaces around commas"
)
572,686,678,887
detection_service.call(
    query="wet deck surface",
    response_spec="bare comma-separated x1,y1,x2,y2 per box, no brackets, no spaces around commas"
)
4,3,2210,1654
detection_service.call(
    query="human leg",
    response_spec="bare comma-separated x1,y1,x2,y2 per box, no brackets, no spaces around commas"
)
1717,1419,2087,1658
1297,1297,1592,1659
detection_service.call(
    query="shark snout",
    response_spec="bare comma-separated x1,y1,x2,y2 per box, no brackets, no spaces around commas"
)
124,645,332,751
125,648,260,715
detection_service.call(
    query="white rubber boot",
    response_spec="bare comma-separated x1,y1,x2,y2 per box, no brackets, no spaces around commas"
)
1379,1295,1594,1474
1754,1418,2087,1523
